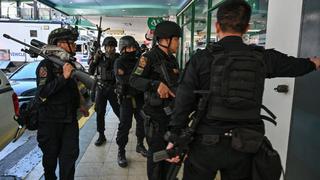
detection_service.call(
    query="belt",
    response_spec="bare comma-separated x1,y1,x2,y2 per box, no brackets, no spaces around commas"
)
194,131,233,145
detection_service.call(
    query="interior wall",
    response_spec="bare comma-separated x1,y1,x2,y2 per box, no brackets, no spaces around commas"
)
264,0,303,173
286,0,320,179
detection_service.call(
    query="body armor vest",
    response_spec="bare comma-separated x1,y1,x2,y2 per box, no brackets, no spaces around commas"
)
206,44,267,121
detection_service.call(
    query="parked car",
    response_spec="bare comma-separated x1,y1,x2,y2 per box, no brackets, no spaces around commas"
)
9,60,89,109
0,69,21,150
9,61,39,105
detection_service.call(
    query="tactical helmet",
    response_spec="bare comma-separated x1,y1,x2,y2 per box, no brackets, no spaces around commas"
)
154,21,182,40
118,35,136,52
102,36,117,47
48,27,79,45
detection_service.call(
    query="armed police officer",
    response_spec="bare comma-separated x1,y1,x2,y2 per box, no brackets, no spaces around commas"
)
89,36,120,146
114,35,148,167
130,21,181,180
166,1,320,180
36,27,89,180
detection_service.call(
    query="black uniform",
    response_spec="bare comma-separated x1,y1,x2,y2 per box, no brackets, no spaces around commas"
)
130,46,180,180
169,36,316,180
36,59,81,180
89,53,120,134
114,52,145,153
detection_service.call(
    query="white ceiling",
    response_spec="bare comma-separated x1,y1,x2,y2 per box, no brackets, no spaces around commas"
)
84,16,150,43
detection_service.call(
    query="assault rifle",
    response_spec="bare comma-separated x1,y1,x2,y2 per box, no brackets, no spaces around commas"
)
88,16,110,101
153,91,209,180
3,34,95,89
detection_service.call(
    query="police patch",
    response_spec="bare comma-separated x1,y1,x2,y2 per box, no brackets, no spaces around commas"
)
39,67,48,77
138,56,147,68
173,68,179,74
134,67,144,75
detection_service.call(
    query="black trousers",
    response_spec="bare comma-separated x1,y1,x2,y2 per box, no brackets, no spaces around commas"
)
95,86,120,134
37,121,79,180
145,111,171,180
116,96,145,151
183,136,253,180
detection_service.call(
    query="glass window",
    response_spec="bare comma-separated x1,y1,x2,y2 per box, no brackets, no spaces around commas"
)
181,7,193,69
9,62,39,80
245,0,268,46
1,2,18,18
210,0,268,46
194,0,208,50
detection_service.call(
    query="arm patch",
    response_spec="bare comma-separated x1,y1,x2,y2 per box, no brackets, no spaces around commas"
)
39,67,48,77
138,56,147,68
134,56,148,75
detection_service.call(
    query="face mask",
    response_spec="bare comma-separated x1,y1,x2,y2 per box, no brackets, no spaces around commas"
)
123,51,136,58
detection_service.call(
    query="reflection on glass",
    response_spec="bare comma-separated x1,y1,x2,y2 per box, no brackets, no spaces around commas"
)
194,0,208,50
182,24,191,69
181,7,193,68
210,0,268,46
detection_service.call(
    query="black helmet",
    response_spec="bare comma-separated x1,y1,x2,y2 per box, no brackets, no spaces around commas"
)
154,21,182,40
48,27,79,45
119,35,136,52
102,36,117,47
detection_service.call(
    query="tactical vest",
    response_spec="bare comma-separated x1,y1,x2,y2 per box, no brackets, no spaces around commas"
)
96,53,118,83
206,44,275,123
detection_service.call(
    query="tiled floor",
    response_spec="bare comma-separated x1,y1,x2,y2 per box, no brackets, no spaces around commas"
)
75,109,220,180
75,110,149,180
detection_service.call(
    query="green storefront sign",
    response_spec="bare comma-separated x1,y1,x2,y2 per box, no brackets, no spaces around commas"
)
147,17,163,30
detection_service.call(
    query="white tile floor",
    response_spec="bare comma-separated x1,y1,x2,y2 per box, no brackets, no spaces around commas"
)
75,110,149,180
75,110,220,180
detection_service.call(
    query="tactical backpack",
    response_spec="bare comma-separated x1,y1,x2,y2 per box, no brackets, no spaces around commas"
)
18,95,41,130
206,44,276,124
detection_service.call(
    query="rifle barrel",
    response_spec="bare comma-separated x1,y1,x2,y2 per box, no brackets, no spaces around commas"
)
3,34,41,52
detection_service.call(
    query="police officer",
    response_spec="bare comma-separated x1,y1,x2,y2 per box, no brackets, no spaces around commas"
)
130,21,181,180
166,1,320,180
114,35,148,167
89,36,120,146
36,27,89,180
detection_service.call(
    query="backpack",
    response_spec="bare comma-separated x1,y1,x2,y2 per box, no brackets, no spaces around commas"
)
206,43,276,123
18,95,41,130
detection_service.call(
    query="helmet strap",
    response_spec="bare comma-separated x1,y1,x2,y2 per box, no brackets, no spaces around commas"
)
67,42,75,56
158,37,172,51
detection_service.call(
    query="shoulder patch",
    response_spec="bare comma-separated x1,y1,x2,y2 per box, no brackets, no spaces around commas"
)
134,67,144,75
39,67,48,78
138,56,147,68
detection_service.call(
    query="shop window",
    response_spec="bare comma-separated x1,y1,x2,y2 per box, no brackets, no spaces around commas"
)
194,0,208,50
210,0,269,46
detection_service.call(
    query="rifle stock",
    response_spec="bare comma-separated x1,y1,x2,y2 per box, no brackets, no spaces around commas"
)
153,93,209,180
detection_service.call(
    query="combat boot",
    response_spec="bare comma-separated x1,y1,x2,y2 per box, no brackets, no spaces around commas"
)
117,150,128,168
136,143,148,157
94,133,106,146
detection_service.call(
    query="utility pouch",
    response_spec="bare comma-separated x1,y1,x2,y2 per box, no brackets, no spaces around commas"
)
19,96,42,130
140,110,154,138
145,91,163,107
231,128,264,153
252,137,282,180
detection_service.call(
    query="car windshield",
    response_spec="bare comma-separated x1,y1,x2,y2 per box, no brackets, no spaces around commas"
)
10,62,39,80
